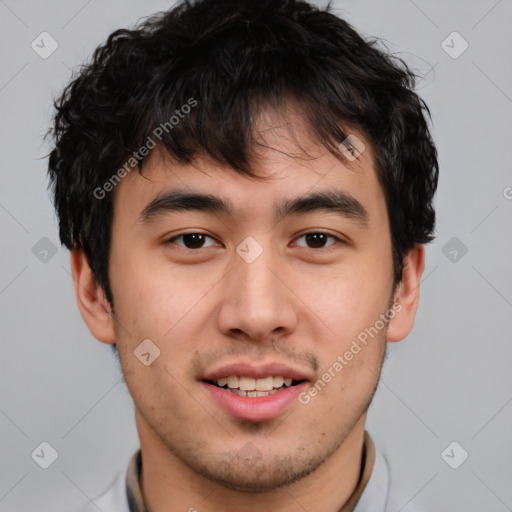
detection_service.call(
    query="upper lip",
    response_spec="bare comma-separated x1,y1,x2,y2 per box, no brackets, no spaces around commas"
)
201,362,313,382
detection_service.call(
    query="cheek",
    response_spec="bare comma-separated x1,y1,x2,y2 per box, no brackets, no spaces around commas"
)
110,248,185,336
300,263,392,347
111,258,218,383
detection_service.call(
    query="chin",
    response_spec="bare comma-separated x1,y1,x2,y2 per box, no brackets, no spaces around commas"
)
186,449,328,493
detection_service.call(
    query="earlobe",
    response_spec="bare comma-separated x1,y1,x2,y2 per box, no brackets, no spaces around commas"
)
70,249,116,345
386,244,425,343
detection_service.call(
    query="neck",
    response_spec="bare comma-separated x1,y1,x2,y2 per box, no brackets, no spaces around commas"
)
136,411,367,512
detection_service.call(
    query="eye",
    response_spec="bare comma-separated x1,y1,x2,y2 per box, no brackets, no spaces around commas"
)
294,232,340,249
165,231,343,251
166,232,219,249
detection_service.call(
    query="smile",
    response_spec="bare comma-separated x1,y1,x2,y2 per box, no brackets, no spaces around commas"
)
208,375,303,397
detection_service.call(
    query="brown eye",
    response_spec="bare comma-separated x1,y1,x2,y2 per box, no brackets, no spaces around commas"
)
295,232,338,249
167,233,217,249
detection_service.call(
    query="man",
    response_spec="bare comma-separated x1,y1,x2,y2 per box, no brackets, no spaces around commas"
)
47,0,438,510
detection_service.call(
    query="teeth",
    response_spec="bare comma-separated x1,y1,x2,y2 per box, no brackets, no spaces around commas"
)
273,376,284,388
239,377,256,391
255,376,274,391
227,376,239,389
214,375,295,391
228,388,280,397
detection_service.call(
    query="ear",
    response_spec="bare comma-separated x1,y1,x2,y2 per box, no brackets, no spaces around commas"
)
70,248,116,345
386,244,425,343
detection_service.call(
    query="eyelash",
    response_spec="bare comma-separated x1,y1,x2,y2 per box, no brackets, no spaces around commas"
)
164,231,344,251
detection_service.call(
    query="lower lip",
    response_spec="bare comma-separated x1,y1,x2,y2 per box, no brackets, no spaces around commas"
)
201,381,309,422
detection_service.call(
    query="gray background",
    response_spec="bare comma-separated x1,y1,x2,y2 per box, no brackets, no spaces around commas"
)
0,1,511,511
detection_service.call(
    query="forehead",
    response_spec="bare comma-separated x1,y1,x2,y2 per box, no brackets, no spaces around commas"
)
112,106,384,224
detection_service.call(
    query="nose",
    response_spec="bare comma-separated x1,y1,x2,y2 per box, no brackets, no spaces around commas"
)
216,241,299,343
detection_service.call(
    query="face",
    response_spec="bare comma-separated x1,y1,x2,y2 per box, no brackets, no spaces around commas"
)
104,110,397,492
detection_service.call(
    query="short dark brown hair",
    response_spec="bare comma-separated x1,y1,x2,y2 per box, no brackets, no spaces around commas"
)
47,0,439,307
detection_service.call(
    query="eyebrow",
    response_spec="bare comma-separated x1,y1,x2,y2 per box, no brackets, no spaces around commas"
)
138,188,368,226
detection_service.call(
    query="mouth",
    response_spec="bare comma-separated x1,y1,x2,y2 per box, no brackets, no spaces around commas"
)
200,364,312,421
205,375,307,397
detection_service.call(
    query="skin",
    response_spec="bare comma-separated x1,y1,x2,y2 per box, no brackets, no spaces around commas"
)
71,107,424,512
